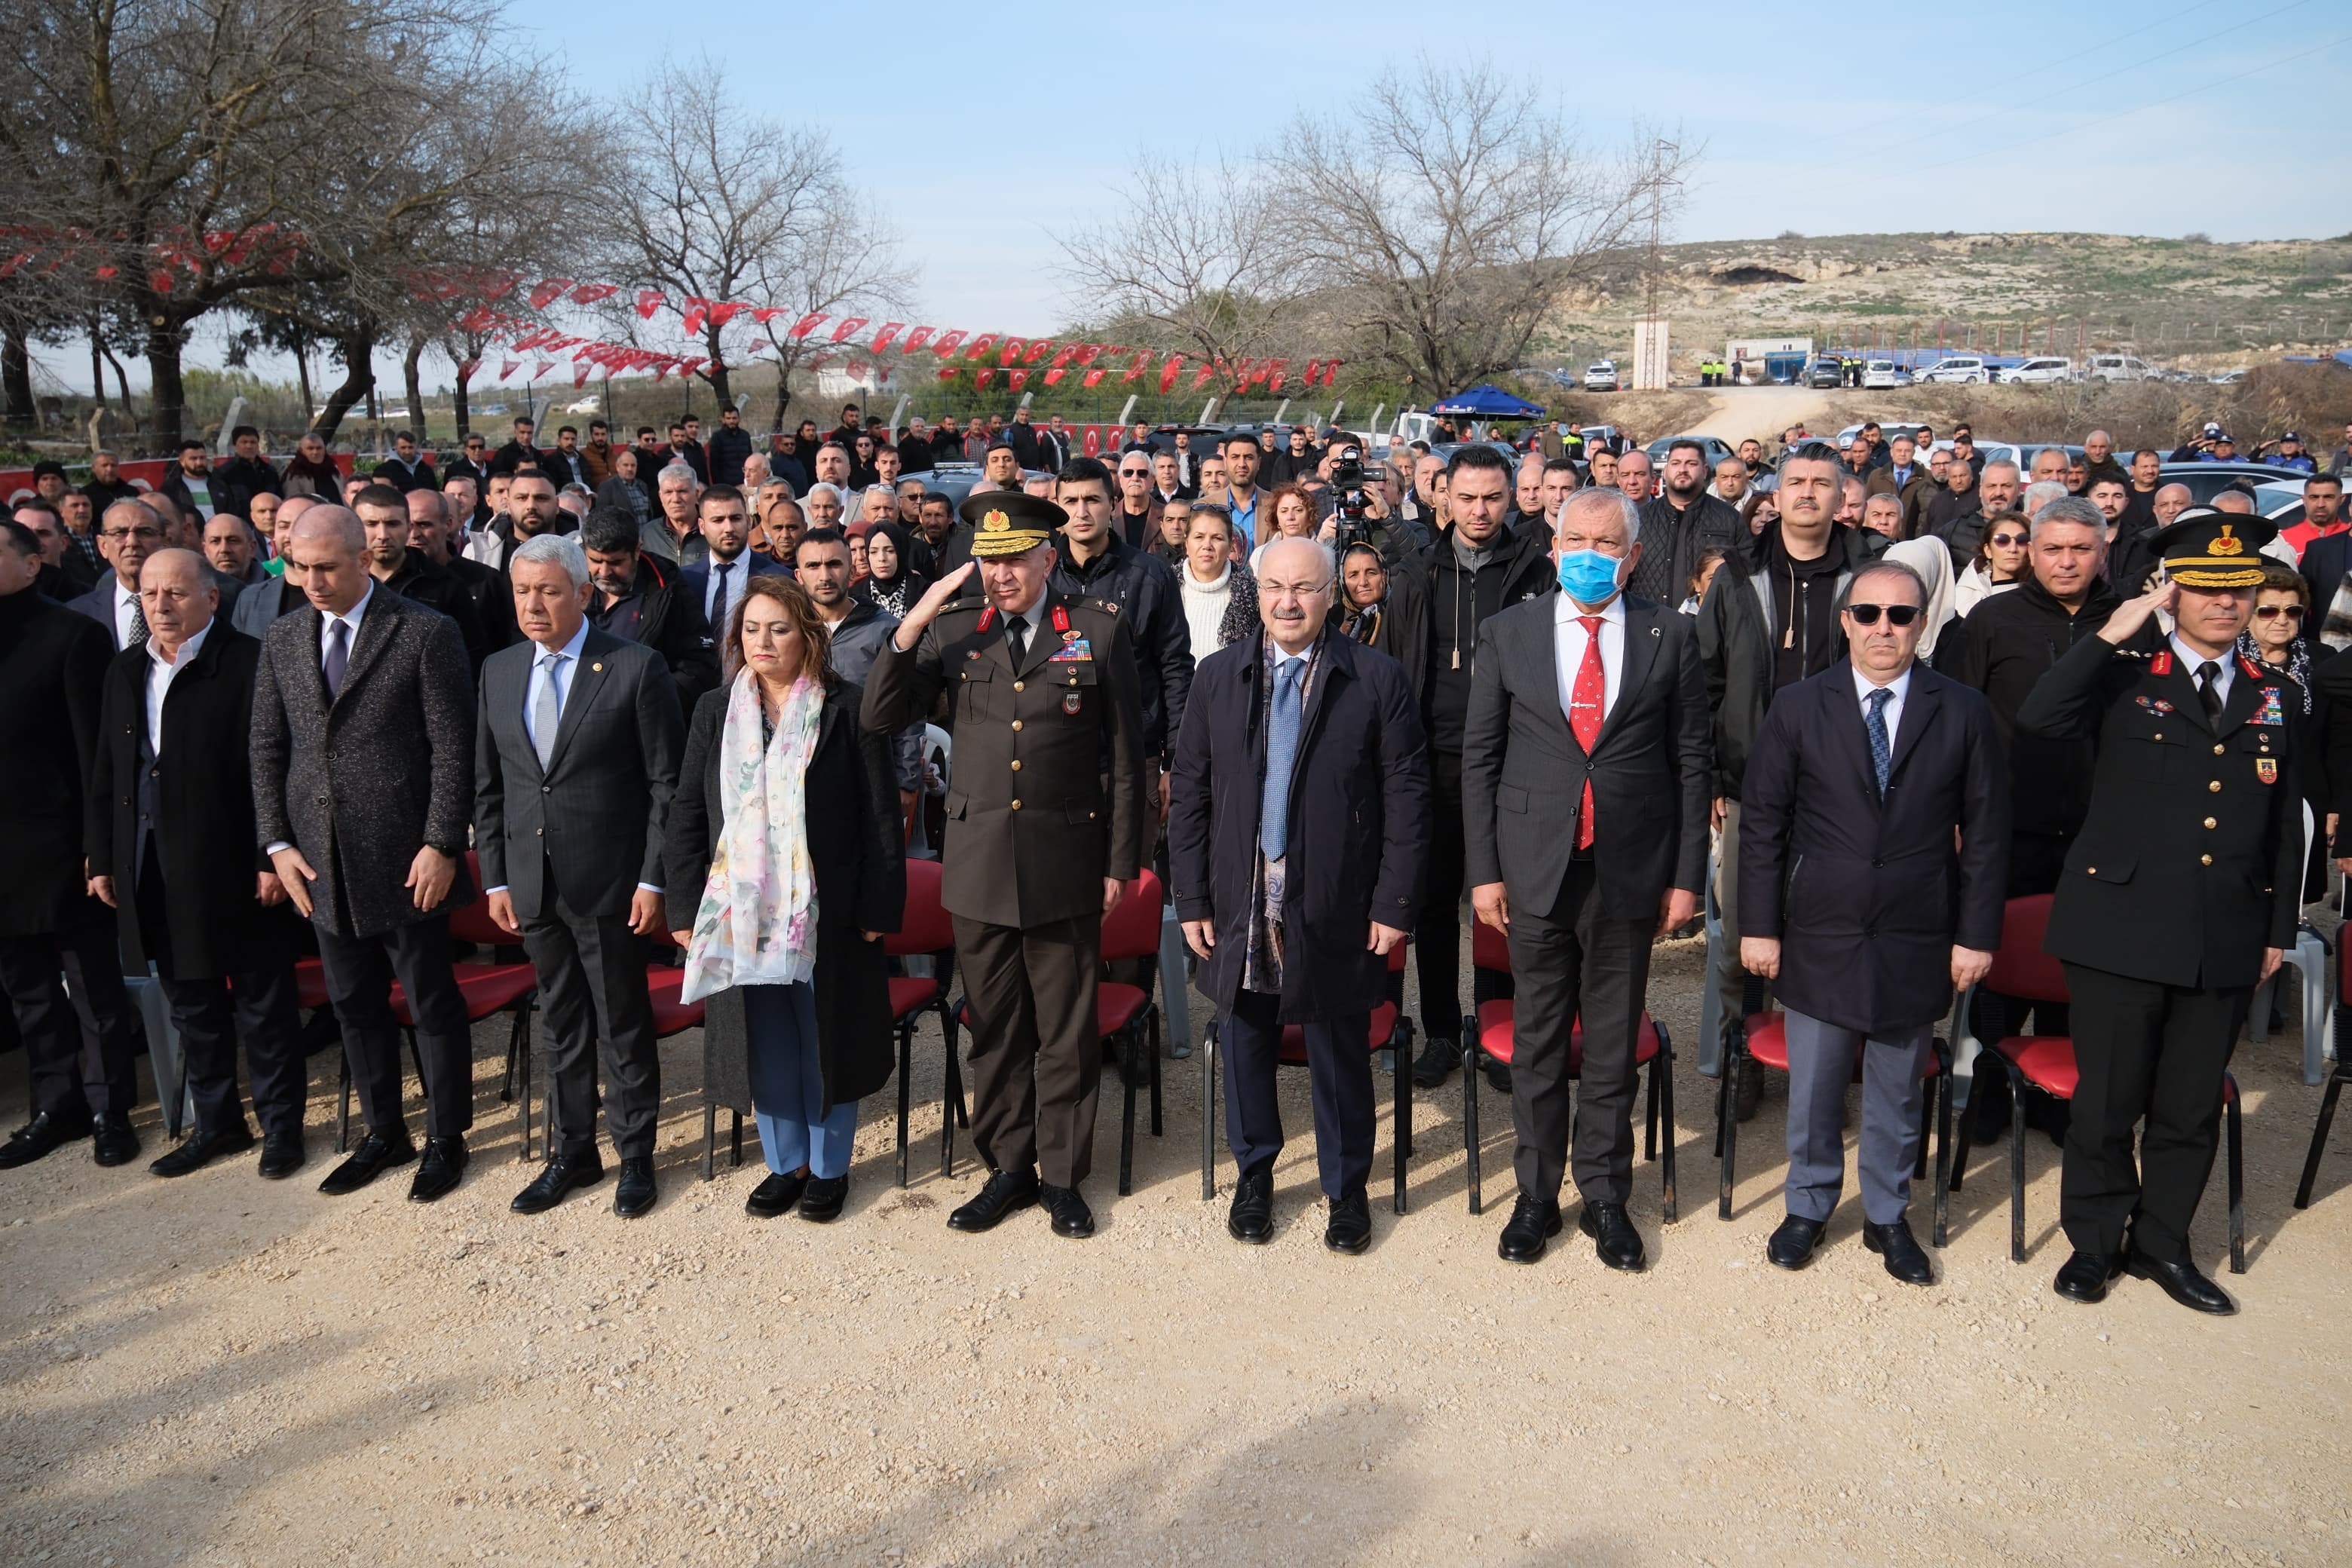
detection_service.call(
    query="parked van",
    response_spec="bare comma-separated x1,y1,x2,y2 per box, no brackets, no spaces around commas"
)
1919,356,1991,384
2000,357,2075,384
2086,354,2158,382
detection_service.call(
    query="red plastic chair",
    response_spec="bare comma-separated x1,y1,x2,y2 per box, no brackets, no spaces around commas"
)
950,870,1167,1195
2293,933,2352,1209
1196,939,1418,1214
335,851,539,1154
1948,895,2243,1271
1462,920,1677,1221
888,859,966,1187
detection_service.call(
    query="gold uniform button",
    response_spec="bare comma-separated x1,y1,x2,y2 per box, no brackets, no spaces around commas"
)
2204,816,2216,829
1011,799,1022,810
1013,681,1024,691
2086,867,2097,875
1009,760,1021,771
2209,780,2222,793
2201,853,2213,866
1011,720,1023,732
2152,732,2162,741
2213,744,2225,755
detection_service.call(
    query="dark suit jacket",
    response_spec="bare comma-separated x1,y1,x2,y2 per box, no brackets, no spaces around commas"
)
87,626,296,978
1168,631,1430,1021
0,587,112,936
1739,663,2010,1034
2301,530,2352,631
249,586,476,937
475,629,684,920
1461,593,1712,921
679,552,789,636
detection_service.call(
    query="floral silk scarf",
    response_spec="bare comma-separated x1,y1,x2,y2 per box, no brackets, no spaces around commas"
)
680,670,824,1003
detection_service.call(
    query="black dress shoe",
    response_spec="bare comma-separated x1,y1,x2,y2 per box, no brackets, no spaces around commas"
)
2052,1249,2124,1304
1324,1190,1371,1255
1863,1217,1935,1285
1733,1063,1764,1122
318,1131,416,1195
948,1168,1041,1233
746,1170,807,1217
510,1153,605,1214
0,1109,93,1169
90,1112,141,1168
257,1133,307,1181
1410,1036,1462,1090
1040,1183,1095,1238
1482,1054,1514,1095
1497,1194,1563,1264
1767,1214,1824,1270
2125,1251,2238,1315
798,1174,847,1222
407,1135,468,1203
1579,1200,1646,1272
149,1122,255,1178
1227,1168,1274,1245
614,1156,657,1219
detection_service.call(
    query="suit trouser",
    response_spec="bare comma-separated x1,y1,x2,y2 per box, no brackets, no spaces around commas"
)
136,862,305,1139
0,898,140,1119
1781,1006,1933,1226
520,893,659,1162
2060,963,2243,1265
1505,858,1654,1206
1713,800,1771,1040
1415,754,1468,1043
315,914,473,1139
1220,989,1372,1201
954,911,1101,1188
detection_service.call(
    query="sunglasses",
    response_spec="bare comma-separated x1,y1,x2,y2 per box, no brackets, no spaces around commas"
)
1845,603,1919,626
1987,532,2027,548
2254,604,2305,622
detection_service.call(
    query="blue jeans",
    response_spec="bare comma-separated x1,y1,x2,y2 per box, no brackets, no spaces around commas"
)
743,982,857,1179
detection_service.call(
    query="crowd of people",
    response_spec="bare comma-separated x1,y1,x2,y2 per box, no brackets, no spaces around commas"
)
5,400,2348,1317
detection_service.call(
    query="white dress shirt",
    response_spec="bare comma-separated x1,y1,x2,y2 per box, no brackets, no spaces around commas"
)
1853,663,1913,752
704,553,749,632
145,623,211,755
1000,583,1050,660
523,617,591,758
1553,594,1627,730
2171,632,2236,709
110,577,143,648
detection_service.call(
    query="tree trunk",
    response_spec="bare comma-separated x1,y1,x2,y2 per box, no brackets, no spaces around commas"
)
145,314,191,452
3,325,35,431
311,330,378,445
452,362,473,437
292,324,315,433
703,325,731,406
403,332,428,437
88,320,106,406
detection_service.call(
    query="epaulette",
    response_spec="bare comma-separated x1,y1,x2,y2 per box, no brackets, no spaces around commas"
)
2240,654,2268,681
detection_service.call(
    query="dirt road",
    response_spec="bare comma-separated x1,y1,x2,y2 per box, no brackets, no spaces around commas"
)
3,935,2347,1567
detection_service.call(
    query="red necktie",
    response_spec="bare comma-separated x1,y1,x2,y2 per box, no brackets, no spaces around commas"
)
1571,616,1604,849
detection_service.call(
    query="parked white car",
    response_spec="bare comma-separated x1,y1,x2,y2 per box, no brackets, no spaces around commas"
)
2085,354,2158,383
565,394,603,414
1582,360,1619,392
2000,357,2076,384
1918,356,1992,384
1861,359,1899,390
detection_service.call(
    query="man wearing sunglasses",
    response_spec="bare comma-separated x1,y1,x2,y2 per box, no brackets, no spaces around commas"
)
1738,557,2007,1284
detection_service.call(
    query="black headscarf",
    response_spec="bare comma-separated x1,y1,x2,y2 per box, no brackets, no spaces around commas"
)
858,518,930,617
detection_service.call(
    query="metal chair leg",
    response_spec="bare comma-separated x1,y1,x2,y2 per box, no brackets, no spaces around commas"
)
1643,1052,1659,1161
1914,1082,1933,1181
2008,1077,2027,1264
2226,1078,2246,1275
1199,1022,1217,1201
1395,1024,1413,1217
1717,1049,1741,1220
1711,1055,1729,1159
1657,1024,1677,1223
2295,1064,2349,1208
1119,1025,1138,1197
730,1110,742,1167
1462,1012,1483,1217
1147,1007,1163,1137
700,1104,715,1182
1933,1064,1952,1248
896,1020,913,1187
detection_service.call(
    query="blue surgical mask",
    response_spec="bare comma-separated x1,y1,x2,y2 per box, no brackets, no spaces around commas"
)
1556,549,1624,605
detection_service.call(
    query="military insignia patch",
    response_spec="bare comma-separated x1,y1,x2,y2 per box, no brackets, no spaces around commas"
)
2253,687,2285,726
2149,651,2174,676
1047,639,1092,662
2210,527,2244,556
2257,757,2280,785
1062,691,1084,715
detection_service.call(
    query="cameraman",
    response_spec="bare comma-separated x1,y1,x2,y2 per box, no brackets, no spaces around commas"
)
1321,443,1427,564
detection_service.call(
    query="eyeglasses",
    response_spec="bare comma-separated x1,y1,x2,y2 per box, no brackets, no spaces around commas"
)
2254,604,2305,622
101,525,164,543
1986,533,2027,548
1845,603,1919,626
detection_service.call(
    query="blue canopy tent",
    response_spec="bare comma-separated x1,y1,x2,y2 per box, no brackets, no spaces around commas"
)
1429,384,1546,419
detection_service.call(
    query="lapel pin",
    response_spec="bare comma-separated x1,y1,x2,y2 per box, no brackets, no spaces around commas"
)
591,662,603,672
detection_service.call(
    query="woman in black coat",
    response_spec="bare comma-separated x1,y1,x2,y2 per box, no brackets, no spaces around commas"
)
665,575,904,1220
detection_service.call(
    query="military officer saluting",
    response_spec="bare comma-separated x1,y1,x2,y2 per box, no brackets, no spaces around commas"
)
864,492,1150,1239
2015,508,2301,1315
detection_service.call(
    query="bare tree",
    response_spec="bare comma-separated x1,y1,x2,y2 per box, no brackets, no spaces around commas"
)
1058,152,1303,373
605,60,911,421
1271,66,1695,393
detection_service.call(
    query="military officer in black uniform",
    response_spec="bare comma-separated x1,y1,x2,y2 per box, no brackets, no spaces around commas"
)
2014,509,2301,1315
863,492,1150,1239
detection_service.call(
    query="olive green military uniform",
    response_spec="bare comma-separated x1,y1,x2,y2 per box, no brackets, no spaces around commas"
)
863,586,1150,1188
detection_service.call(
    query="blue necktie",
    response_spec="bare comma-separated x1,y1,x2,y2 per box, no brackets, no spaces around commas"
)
1864,687,1893,797
1260,658,1303,860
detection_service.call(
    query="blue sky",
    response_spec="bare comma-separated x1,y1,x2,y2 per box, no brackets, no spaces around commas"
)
497,0,2350,332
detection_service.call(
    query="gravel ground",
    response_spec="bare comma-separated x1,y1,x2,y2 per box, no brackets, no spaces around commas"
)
3,929,2348,1567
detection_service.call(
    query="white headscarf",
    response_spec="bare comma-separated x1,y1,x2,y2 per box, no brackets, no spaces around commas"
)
1882,538,1957,662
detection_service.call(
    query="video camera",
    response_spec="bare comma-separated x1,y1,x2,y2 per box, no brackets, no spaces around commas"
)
1329,443,1376,552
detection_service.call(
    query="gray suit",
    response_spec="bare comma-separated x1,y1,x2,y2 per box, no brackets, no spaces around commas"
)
69,574,242,650
475,629,685,1162
250,586,477,1138
231,574,302,641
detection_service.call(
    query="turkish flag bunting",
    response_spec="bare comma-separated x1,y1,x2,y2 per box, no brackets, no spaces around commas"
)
707,302,742,329
975,368,995,388
681,298,710,335
1159,354,1184,393
1073,344,1103,366
937,365,958,382
1192,361,1217,389
1083,367,1107,387
1000,337,1026,364
1266,358,1289,390
574,363,594,388
1007,367,1030,389
1124,349,1150,381
635,289,665,320
678,357,706,380
479,272,521,302
930,329,967,357
1044,369,1066,386
1048,345,1077,370
902,326,935,353
750,307,786,324
498,360,521,381
1318,360,1341,386
1024,340,1053,365
528,279,571,309
960,333,1000,360
458,358,482,381
871,321,905,353
788,312,827,339
533,360,556,379
568,283,617,306
828,317,868,344
1303,359,1323,385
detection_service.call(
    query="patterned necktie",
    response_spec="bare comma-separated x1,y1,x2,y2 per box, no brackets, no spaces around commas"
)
1865,686,1893,797
322,617,349,700
2197,660,2224,730
125,591,149,649
710,561,733,629
1570,616,1604,849
534,651,566,770
1260,657,1303,861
